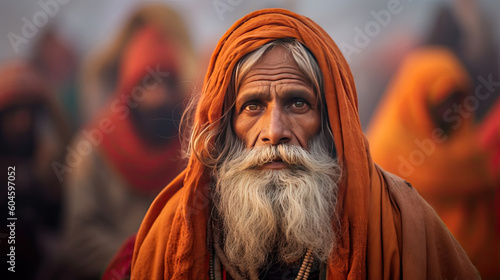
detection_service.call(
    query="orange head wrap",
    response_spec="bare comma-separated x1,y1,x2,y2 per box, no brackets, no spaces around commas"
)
131,9,479,279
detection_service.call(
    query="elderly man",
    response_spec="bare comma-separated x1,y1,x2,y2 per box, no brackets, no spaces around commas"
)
127,9,478,279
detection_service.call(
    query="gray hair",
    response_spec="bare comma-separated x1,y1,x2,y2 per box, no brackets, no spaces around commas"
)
183,38,333,169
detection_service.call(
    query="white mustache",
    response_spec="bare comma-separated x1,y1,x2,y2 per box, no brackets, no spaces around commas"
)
249,145,304,167
225,142,336,175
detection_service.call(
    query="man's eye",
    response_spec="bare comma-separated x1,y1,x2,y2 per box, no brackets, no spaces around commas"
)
292,101,306,108
245,104,261,111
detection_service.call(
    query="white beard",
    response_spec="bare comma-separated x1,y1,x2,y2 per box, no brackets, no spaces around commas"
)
214,134,340,272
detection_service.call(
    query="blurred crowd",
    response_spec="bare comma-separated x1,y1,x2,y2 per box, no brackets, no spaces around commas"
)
0,1,498,279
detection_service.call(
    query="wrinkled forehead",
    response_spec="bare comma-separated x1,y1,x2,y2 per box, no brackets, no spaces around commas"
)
238,47,312,89
225,39,324,111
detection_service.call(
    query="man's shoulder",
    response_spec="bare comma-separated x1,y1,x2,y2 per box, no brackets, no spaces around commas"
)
377,167,481,279
379,168,428,209
378,167,442,224
132,183,186,256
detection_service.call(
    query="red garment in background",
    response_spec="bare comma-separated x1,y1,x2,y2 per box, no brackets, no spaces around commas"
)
478,96,500,244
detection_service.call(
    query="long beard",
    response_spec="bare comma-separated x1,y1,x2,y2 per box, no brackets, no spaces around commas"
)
213,134,341,272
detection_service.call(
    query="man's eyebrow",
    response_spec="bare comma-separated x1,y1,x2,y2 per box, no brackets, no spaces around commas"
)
281,88,316,99
236,90,270,102
236,87,317,107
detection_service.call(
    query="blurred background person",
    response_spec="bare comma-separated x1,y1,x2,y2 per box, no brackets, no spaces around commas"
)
425,0,499,121
0,61,70,280
367,47,499,279
78,3,197,124
51,6,197,279
366,1,500,278
32,28,81,130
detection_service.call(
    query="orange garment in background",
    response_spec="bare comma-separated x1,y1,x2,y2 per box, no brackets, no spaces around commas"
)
367,47,499,279
93,24,185,195
131,9,479,279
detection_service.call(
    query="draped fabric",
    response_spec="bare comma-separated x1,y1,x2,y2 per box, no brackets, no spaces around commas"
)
131,9,479,279
94,25,185,195
368,47,498,278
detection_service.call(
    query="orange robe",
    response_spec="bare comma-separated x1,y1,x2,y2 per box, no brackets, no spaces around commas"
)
131,9,479,279
368,47,499,278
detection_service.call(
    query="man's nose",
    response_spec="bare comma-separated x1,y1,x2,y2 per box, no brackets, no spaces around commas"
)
259,105,292,145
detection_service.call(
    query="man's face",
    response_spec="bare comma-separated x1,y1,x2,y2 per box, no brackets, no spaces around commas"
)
217,46,338,271
232,46,321,167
